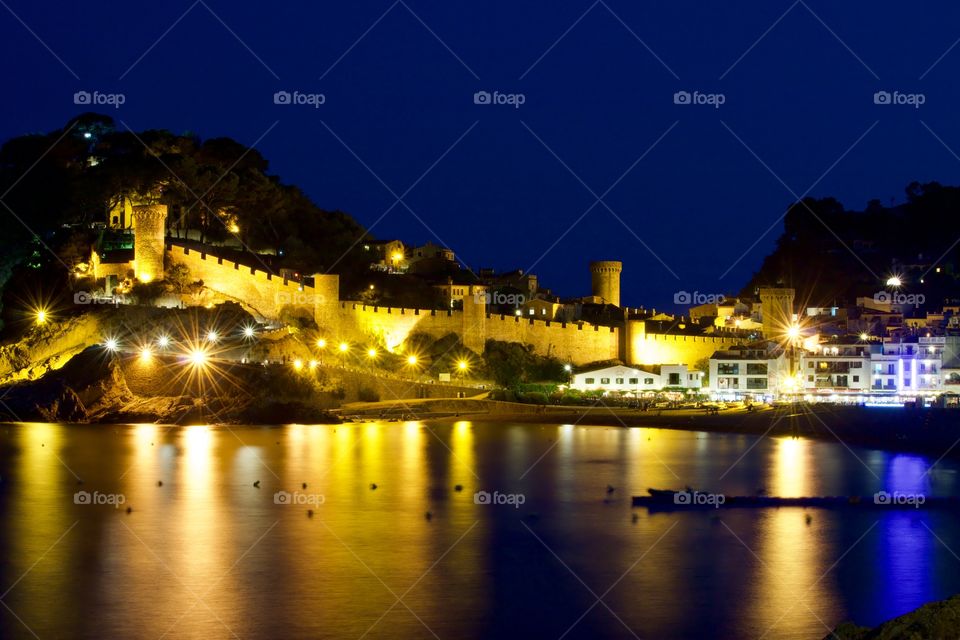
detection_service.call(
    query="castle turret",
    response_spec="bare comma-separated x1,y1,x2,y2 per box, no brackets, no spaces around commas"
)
589,261,622,307
758,287,796,338
132,204,167,283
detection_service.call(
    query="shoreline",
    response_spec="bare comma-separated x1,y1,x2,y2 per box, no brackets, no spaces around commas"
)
407,401,960,461
6,398,959,462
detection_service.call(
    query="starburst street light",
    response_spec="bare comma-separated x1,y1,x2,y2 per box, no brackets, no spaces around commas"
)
316,338,327,349
188,348,208,366
786,324,800,340
157,335,170,348
104,338,119,352
367,347,378,359
242,326,255,338
139,346,153,361
407,355,418,366
457,360,468,371
886,276,902,288
35,309,47,325
338,342,349,353
206,330,219,343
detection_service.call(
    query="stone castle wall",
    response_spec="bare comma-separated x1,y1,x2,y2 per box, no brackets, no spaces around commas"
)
627,320,743,366
335,302,620,363
167,244,338,321
168,243,743,367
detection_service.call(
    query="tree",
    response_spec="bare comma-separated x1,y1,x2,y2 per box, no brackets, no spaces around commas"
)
165,262,192,294
483,340,531,388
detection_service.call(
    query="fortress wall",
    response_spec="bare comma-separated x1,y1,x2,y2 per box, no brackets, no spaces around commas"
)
167,245,328,320
167,242,736,368
335,303,619,363
481,314,620,363
628,321,744,367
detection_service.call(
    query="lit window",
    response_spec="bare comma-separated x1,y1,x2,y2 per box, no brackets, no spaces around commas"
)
615,378,624,384
600,378,610,384
585,378,595,384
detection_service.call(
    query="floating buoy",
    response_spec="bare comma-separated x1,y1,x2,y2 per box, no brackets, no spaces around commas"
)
302,482,307,489
253,480,261,488
425,511,432,521
126,506,133,514
370,483,377,490
606,485,615,495
454,484,463,492
631,513,639,524
157,480,163,487
307,509,314,518
805,513,813,525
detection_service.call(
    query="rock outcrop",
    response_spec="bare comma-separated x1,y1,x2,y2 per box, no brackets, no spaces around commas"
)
827,594,960,639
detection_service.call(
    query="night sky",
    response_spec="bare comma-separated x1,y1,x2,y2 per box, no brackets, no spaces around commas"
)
2,1,960,309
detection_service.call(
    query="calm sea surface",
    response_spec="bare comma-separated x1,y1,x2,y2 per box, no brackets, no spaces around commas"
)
1,421,959,639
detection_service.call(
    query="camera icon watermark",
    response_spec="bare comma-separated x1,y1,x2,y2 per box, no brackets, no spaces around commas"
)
673,491,725,508
74,90,126,109
873,90,925,109
674,291,725,305
874,490,925,508
74,490,126,508
273,490,326,506
74,291,116,305
475,291,526,306
473,490,525,508
874,291,925,308
273,90,326,108
473,90,526,109
673,90,725,109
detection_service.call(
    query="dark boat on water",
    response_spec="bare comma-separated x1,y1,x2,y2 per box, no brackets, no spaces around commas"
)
632,488,950,510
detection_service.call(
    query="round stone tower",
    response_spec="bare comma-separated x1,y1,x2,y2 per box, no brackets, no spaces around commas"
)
132,204,167,283
589,261,622,307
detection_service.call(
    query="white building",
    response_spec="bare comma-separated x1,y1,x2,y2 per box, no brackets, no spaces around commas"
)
569,364,702,395
708,336,960,403
708,345,787,401
799,343,871,394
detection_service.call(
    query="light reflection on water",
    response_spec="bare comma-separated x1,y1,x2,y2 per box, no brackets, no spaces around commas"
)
1,422,959,639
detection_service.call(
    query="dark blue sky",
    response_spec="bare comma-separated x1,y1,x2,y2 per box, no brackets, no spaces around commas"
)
2,1,960,309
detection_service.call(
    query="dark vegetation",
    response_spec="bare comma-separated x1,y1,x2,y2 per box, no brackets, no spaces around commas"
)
742,183,960,306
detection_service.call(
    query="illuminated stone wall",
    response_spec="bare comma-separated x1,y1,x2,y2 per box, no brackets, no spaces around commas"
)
168,243,740,367
131,205,167,283
167,244,338,322
626,320,743,367
336,302,620,364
